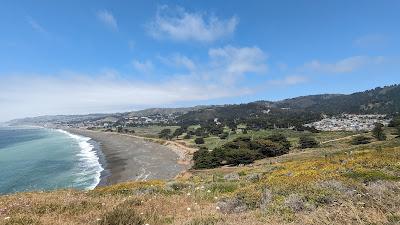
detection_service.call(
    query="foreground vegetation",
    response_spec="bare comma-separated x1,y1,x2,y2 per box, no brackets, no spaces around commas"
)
1,126,399,224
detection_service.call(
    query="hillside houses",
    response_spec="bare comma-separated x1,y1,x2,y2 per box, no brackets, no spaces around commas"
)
305,114,390,131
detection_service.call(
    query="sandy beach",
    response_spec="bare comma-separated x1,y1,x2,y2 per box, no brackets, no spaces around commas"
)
66,128,189,186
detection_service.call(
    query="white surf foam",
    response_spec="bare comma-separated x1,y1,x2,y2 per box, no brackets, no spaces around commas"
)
56,129,104,190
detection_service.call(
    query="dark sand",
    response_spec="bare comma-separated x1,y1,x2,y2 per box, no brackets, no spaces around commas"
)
66,129,186,186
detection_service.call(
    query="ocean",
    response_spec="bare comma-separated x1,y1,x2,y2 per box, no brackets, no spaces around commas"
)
0,126,103,195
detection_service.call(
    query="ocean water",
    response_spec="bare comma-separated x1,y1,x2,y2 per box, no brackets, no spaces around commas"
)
0,126,103,195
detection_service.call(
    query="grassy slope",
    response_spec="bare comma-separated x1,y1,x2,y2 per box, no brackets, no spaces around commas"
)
1,132,400,225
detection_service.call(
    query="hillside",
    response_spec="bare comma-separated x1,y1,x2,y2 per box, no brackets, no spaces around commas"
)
1,128,399,225
8,84,400,128
177,84,400,127
126,106,209,117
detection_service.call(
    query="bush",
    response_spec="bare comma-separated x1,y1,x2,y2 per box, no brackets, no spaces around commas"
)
159,128,172,139
193,149,220,169
195,137,205,144
193,135,291,169
208,126,224,135
219,132,229,139
195,128,207,137
254,139,289,157
173,127,185,137
351,135,372,145
299,136,319,149
187,216,220,225
266,134,292,150
345,170,399,182
224,148,258,165
372,123,386,141
116,126,123,133
100,204,144,225
389,115,400,127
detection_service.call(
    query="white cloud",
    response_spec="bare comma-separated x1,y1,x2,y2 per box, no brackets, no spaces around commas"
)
97,10,118,31
208,46,267,84
146,5,238,42
354,34,388,48
27,17,49,36
172,55,196,70
269,75,308,85
132,60,154,73
159,54,196,71
303,56,385,73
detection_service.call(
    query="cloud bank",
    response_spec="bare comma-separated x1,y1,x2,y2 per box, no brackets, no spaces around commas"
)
0,45,267,121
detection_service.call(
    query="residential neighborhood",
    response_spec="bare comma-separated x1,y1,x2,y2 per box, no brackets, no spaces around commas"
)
305,114,391,131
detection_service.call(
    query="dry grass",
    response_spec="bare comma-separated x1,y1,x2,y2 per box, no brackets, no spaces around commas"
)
1,138,399,225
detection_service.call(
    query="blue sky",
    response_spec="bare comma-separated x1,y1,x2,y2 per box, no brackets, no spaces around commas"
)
0,0,399,121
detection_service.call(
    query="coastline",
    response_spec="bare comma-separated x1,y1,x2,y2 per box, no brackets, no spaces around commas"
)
55,129,105,189
65,128,190,186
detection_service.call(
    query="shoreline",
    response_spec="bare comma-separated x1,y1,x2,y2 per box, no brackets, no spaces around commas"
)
55,129,105,189
65,128,191,186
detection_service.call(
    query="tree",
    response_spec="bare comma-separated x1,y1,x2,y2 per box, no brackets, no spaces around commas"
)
254,139,289,157
372,123,386,141
195,137,205,144
195,128,207,137
351,135,372,145
159,129,172,139
193,149,220,169
224,148,257,165
226,120,237,131
219,132,229,139
266,134,292,150
173,127,185,137
116,126,123,133
389,115,400,127
299,136,319,149
396,126,400,138
208,126,224,135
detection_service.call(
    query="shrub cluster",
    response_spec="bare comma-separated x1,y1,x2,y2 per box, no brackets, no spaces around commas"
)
193,134,291,169
298,136,319,149
372,123,386,141
351,135,372,145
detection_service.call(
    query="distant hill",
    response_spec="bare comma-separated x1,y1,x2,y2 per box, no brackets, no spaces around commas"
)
177,84,400,127
302,85,400,115
126,106,209,117
8,84,400,126
8,114,111,126
8,106,209,126
255,84,400,114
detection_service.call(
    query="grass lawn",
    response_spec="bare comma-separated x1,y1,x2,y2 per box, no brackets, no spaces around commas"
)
132,125,180,138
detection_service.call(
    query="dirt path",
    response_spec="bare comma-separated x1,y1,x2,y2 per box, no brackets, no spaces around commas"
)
321,133,362,144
